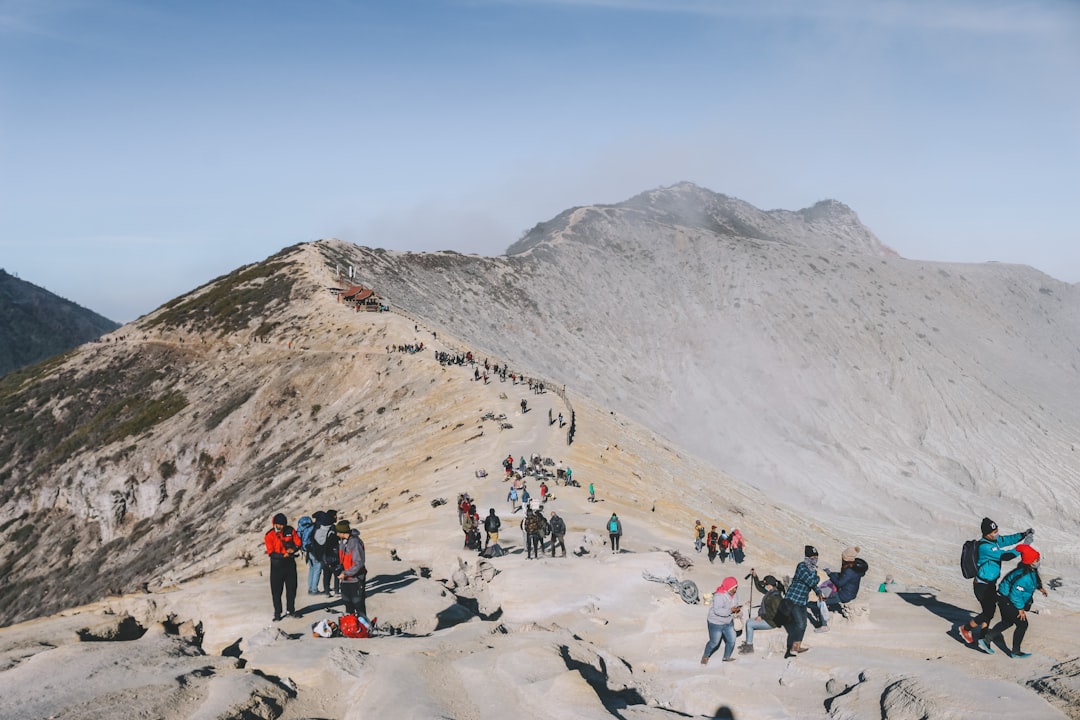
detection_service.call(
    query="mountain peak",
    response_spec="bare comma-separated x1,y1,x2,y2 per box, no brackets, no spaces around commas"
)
506,183,895,258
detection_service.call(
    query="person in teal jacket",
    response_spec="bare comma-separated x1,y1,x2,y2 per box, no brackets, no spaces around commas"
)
979,544,1046,657
959,517,1031,645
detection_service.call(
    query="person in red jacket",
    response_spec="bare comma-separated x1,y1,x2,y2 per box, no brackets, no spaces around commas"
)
336,520,368,618
265,512,302,621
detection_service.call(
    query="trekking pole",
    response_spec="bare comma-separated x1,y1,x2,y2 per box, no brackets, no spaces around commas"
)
745,571,754,614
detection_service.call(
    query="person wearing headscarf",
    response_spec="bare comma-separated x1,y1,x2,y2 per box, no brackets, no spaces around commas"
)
701,576,742,664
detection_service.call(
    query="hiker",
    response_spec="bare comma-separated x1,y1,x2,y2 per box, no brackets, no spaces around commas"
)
264,512,302,621
483,508,501,549
588,481,595,502
539,481,549,502
701,576,742,664
521,398,528,414
706,526,720,563
979,544,1047,656
694,520,706,553
959,518,1032,645
462,507,479,548
457,494,471,526
607,513,623,553
809,548,868,633
300,512,322,595
507,486,520,512
740,572,786,654
781,545,823,658
729,528,746,564
335,520,367,618
549,510,567,557
297,514,318,595
566,467,573,486
310,511,336,594
524,509,544,559
718,529,730,563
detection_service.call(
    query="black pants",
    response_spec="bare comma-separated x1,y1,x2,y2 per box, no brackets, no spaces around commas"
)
610,533,620,552
983,599,1028,652
527,533,542,557
270,557,297,617
551,533,566,556
341,578,367,617
321,563,339,594
972,580,998,629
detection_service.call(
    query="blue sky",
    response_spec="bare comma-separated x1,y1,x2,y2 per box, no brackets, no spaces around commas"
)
2,0,1078,322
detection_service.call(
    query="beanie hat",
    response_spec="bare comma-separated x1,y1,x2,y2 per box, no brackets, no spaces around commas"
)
716,576,738,594
805,545,819,558
981,517,998,536
272,513,287,525
335,521,351,534
762,575,779,588
1016,544,1040,565
842,546,861,563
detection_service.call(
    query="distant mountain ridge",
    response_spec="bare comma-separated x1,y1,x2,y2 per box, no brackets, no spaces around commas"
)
0,269,119,377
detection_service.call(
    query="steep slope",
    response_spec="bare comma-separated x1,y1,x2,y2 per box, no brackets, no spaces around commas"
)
322,182,1080,576
0,269,120,377
0,241,808,627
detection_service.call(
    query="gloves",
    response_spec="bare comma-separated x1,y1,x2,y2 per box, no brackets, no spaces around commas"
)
1025,528,1034,537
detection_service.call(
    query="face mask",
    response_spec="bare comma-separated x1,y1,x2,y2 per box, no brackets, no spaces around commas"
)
1031,560,1040,569
806,556,819,568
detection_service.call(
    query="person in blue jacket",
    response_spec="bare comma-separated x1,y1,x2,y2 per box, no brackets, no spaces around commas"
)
979,544,1047,657
959,517,1032,645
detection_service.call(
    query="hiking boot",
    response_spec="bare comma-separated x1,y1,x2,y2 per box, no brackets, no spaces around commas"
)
959,625,973,644
814,625,830,633
700,656,709,665
272,614,282,622
739,643,754,654
1012,651,1032,658
977,639,995,654
289,611,302,619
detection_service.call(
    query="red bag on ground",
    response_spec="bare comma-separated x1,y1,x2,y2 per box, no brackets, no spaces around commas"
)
339,614,375,638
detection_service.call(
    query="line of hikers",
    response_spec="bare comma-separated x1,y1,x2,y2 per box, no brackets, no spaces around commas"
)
693,521,746,564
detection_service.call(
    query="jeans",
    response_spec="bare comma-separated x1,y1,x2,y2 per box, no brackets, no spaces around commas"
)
744,618,772,645
551,534,566,556
783,598,808,648
695,537,704,552
307,555,323,594
703,621,737,660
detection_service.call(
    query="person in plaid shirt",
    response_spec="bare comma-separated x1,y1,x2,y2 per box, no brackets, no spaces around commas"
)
782,545,824,658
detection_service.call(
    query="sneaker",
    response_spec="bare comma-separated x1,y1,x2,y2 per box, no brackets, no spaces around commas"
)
978,639,995,654
700,656,709,665
814,625,830,633
739,643,754,654
289,611,302,619
272,614,282,622
1012,651,1032,658
722,657,736,662
959,625,973,644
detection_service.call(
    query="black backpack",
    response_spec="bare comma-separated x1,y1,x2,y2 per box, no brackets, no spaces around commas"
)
960,539,980,579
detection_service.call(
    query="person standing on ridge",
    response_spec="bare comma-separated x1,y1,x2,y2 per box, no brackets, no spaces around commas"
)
707,526,720,564
607,513,623,554
265,512,302,621
483,508,501,550
979,544,1047,656
336,520,368,618
959,518,1032,645
694,520,706,553
549,509,567,557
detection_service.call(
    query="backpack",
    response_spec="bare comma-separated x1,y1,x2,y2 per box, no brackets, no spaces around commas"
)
696,526,705,539
960,538,980,579
608,519,619,533
297,516,315,552
465,528,482,550
339,614,374,639
484,514,501,533
852,557,869,574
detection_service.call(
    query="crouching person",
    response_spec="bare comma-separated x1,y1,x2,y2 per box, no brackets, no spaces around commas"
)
336,520,368,618
741,571,786,653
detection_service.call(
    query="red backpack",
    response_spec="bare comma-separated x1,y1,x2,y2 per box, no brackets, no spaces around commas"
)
339,614,375,638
